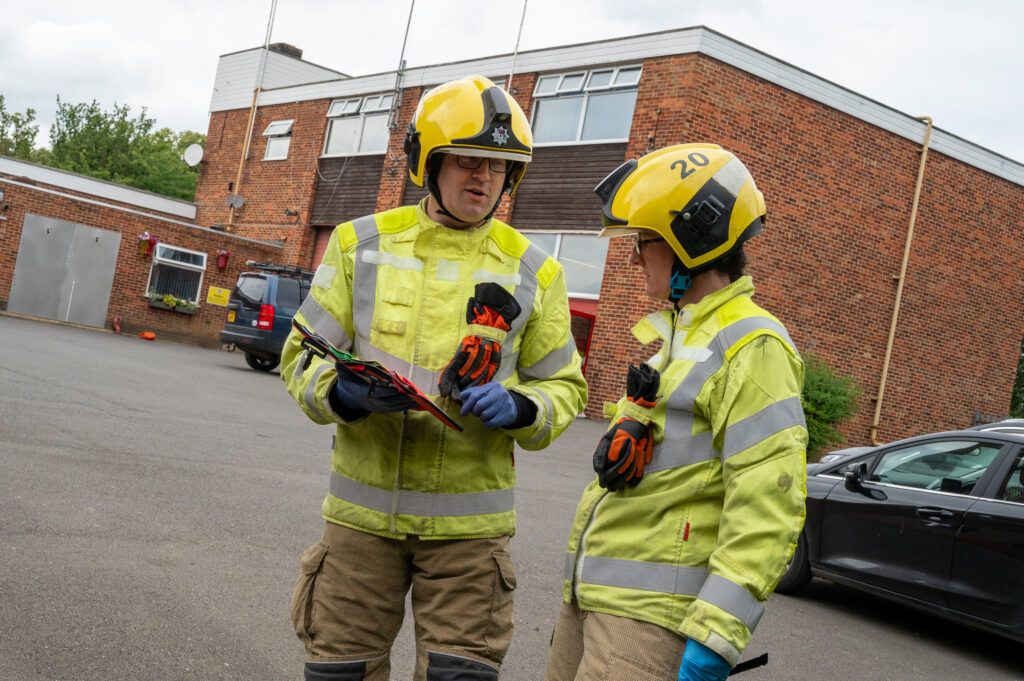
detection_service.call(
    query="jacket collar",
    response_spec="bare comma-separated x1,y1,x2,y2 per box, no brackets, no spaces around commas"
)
676,276,755,329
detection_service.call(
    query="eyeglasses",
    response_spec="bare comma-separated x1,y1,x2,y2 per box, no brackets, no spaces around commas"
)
454,155,510,174
634,235,666,255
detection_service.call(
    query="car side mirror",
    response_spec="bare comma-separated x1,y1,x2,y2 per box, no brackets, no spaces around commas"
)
844,462,867,492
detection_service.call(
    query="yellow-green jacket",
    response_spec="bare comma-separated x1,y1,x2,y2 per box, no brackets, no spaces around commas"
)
282,201,587,540
562,277,806,665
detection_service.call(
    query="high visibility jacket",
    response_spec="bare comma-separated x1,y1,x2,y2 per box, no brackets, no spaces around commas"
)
281,201,587,540
562,277,807,665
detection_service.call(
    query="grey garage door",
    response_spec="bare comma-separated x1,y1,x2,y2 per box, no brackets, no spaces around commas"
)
8,214,122,328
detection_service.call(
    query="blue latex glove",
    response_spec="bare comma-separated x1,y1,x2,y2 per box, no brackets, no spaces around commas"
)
333,365,418,415
459,382,518,428
678,640,731,681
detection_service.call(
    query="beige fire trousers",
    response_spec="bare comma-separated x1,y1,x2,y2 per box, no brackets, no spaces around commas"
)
544,600,687,681
291,521,517,680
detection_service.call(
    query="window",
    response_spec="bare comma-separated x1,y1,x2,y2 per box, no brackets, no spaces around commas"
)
524,232,609,298
999,453,1024,502
323,93,394,156
869,440,1002,494
146,244,207,303
532,65,641,145
263,119,293,160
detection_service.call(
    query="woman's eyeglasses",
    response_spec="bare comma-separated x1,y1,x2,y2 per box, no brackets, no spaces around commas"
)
634,235,666,255
454,155,509,174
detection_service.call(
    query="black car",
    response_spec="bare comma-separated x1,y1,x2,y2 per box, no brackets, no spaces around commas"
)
219,261,313,371
777,427,1024,643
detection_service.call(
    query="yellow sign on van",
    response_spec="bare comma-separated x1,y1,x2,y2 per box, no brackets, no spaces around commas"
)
207,286,231,307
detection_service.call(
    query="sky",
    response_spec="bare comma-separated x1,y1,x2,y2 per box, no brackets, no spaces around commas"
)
1,0,1022,163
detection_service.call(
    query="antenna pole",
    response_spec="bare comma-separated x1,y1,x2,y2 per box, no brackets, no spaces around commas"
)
388,0,416,130
229,0,278,229
505,0,528,93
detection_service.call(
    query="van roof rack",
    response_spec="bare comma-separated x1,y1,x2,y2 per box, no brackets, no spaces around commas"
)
244,261,315,278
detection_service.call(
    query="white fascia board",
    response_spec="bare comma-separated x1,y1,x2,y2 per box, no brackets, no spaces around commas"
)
0,156,197,219
210,48,349,113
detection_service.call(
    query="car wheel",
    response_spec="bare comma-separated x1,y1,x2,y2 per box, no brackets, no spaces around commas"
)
775,531,812,594
244,352,280,372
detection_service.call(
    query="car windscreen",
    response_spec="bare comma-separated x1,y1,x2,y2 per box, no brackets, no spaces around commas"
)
233,275,268,311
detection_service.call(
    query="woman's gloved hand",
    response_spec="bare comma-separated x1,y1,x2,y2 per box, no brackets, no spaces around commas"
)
678,640,731,681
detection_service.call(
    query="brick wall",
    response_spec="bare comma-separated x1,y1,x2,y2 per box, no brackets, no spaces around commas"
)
0,175,282,345
194,99,331,267
584,54,1024,445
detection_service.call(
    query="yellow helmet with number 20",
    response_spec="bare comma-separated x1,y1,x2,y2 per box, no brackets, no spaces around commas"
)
596,144,766,274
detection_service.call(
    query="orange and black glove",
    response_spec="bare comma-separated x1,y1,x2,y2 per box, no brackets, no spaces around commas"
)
594,363,660,491
439,283,522,400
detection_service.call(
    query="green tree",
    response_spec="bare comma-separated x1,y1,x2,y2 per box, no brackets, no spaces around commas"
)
801,355,862,460
0,94,40,161
46,97,204,201
1009,334,1024,418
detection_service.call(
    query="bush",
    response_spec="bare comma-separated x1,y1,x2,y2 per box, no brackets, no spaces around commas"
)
1009,335,1024,418
802,355,862,461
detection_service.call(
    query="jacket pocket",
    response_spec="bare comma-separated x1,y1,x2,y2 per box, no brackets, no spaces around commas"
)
290,541,329,646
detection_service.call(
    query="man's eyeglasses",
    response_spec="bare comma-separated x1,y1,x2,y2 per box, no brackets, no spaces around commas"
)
454,155,510,174
634,235,666,255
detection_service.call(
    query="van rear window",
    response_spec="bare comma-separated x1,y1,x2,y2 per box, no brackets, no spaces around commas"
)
234,275,268,310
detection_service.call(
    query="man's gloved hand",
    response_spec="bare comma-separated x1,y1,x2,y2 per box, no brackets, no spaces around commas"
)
332,363,418,415
459,382,518,428
439,283,522,400
678,640,731,681
594,363,660,491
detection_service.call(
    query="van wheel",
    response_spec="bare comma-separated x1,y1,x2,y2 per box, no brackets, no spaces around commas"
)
245,352,279,371
775,531,812,594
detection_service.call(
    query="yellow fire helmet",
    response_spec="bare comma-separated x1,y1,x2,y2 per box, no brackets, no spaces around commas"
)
596,143,766,275
404,75,533,198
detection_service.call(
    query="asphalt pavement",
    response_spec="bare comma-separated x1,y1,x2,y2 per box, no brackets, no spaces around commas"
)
1,313,1021,680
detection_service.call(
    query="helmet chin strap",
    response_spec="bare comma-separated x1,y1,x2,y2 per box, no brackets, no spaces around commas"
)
425,155,512,227
669,257,693,302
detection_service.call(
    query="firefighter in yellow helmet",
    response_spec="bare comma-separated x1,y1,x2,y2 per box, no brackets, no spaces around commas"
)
544,144,807,681
282,75,587,681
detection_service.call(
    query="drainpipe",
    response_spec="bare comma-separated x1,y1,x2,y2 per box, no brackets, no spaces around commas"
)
870,116,933,445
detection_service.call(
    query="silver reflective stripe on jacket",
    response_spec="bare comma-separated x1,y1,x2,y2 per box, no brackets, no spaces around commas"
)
650,316,797,474
303,362,334,421
563,552,708,596
351,215,382,349
296,294,353,351
359,343,444,397
329,471,514,517
697,574,765,631
563,553,765,632
519,336,577,381
720,395,805,461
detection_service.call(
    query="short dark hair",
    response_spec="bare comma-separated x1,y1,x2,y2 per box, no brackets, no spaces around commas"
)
716,245,747,282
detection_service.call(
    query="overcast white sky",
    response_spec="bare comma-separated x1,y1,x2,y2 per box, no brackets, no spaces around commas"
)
1,0,1022,163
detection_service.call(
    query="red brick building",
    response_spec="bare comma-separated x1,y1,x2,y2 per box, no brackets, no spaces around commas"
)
192,27,1024,444
0,157,283,344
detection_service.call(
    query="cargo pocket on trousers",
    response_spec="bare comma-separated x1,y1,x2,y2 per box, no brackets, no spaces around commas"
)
483,549,517,655
290,541,328,647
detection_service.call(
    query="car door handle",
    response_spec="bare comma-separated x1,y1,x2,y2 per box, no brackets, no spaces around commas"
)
915,507,954,520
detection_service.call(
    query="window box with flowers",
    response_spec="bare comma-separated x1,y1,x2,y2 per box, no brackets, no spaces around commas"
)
147,291,199,315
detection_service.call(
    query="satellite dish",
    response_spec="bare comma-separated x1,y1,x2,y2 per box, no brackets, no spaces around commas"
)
225,194,245,208
182,143,204,167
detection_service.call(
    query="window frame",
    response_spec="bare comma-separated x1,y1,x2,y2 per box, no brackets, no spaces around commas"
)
262,119,294,161
521,231,607,299
531,65,642,147
322,93,394,158
145,244,207,304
